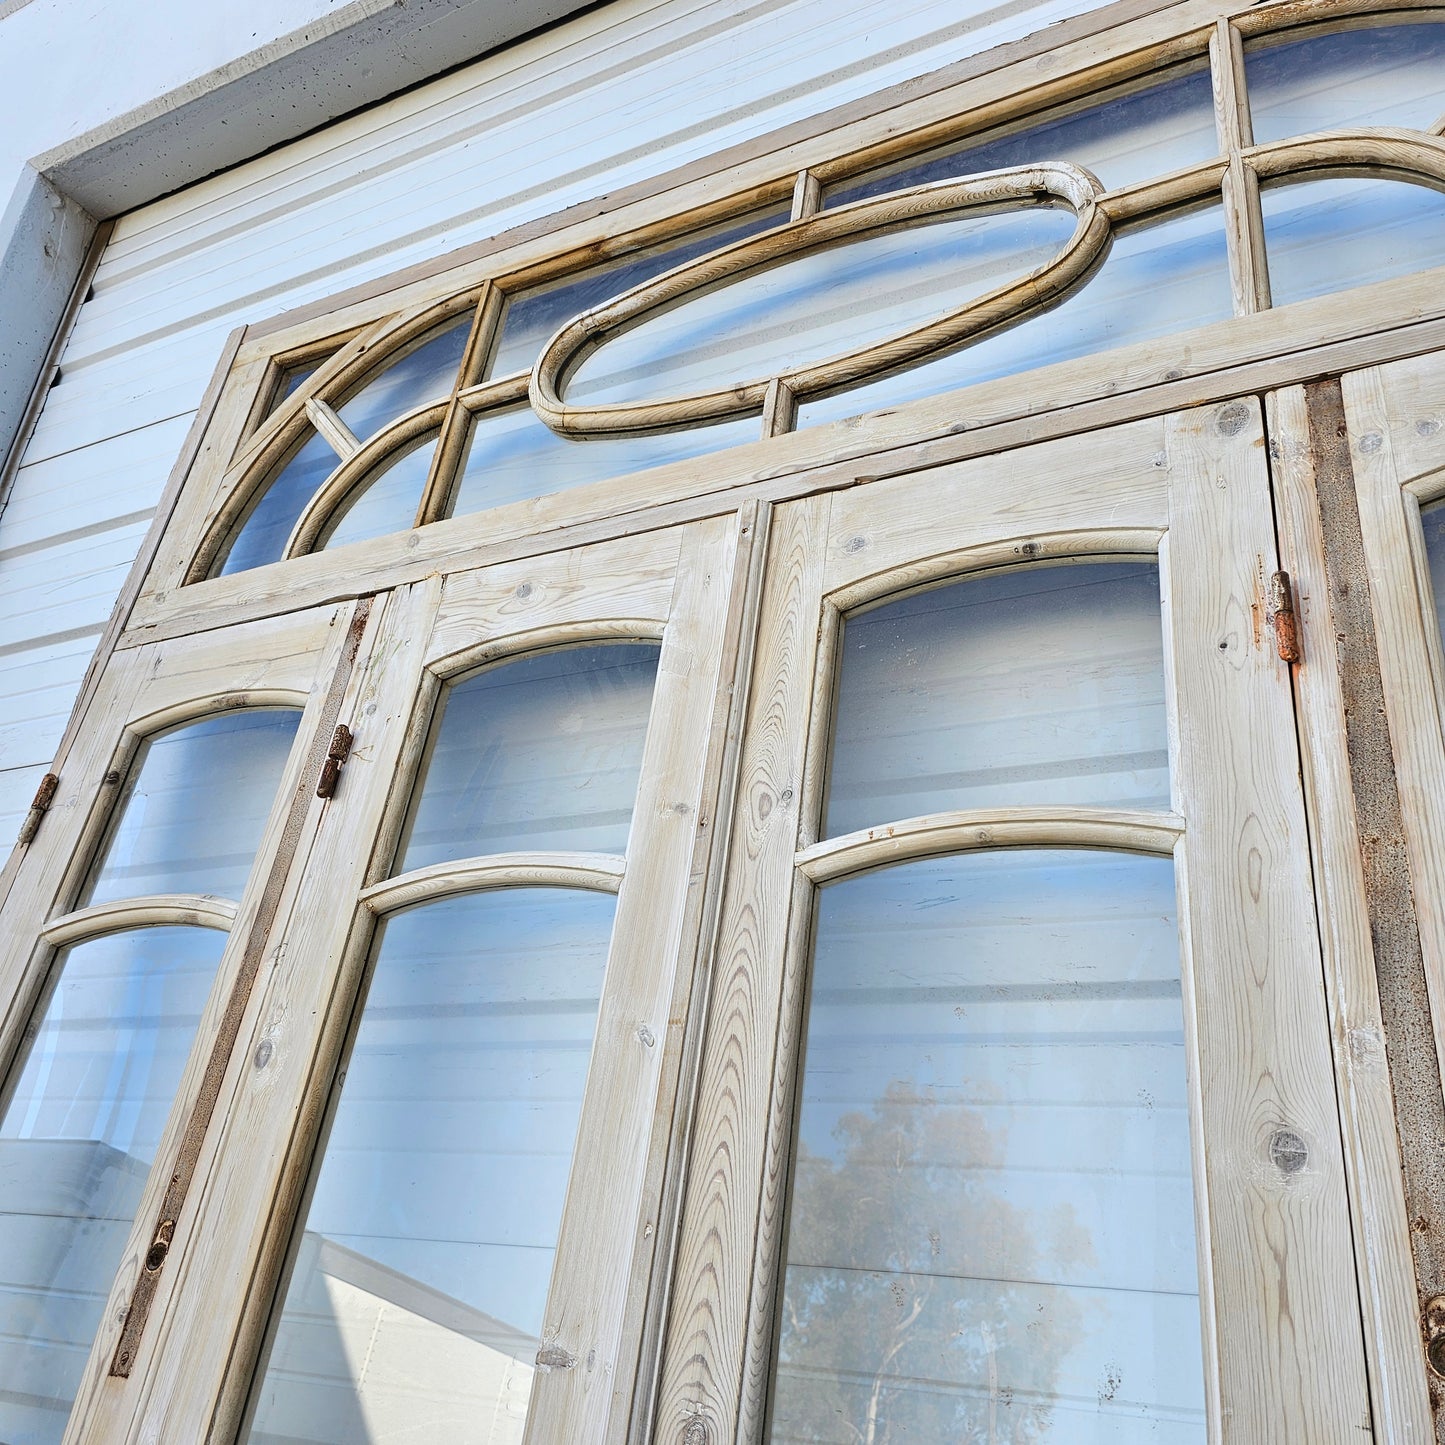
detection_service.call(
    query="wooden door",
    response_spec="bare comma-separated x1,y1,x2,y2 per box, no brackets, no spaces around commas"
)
102,515,757,1445
654,398,1376,1443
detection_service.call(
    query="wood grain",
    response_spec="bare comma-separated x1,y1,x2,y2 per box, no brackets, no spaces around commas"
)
1269,379,1435,1440
1165,397,1371,1439
651,497,828,1445
795,806,1184,881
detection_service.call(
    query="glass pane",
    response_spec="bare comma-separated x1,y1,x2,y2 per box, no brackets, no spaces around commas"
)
86,709,301,905
320,438,437,551
0,926,229,1445
246,887,615,1445
824,562,1168,838
1246,23,1445,141
801,203,1230,430
449,405,759,520
564,209,1076,411
1423,501,1445,652
1261,177,1445,308
769,851,1203,1445
220,430,340,575
399,643,659,872
491,209,788,378
828,65,1217,204
267,361,319,416
336,317,471,441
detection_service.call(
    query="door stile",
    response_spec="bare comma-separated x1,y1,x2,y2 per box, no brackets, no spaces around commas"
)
1163,399,1372,1439
1266,380,1435,1441
626,500,773,1445
531,513,762,1444
652,496,833,1445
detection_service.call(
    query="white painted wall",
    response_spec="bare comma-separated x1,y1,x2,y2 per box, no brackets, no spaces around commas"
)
0,0,1113,838
0,0,346,196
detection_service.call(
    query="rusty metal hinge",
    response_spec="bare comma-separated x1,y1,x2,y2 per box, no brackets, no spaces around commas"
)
16,773,59,845
1269,570,1301,664
316,724,353,799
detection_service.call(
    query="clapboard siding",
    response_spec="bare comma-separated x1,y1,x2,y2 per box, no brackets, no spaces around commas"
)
0,0,1109,834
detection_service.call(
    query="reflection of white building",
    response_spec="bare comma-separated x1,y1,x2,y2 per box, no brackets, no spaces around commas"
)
255,1235,535,1445
4,0,1445,1441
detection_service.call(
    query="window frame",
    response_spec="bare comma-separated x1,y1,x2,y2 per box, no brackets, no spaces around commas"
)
6,0,1445,1440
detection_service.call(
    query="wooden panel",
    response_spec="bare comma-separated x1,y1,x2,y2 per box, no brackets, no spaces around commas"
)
652,496,828,1445
1164,397,1371,1438
1267,380,1431,1440
822,414,1169,598
426,528,682,670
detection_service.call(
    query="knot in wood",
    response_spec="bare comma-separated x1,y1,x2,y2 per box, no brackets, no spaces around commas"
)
1215,401,1250,436
682,1421,708,1445
1268,1128,1308,1175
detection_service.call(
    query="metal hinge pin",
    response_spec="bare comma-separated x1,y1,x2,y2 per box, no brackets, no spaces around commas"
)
1269,570,1301,664
316,723,353,800
16,773,59,845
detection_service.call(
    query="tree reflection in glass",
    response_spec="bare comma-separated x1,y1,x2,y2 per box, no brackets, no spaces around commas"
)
769,850,1204,1444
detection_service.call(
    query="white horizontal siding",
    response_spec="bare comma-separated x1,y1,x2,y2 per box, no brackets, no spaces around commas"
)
0,0,1114,832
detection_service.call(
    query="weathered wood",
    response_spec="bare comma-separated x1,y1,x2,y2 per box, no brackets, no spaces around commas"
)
1164,396,1370,1439
125,251,1445,653
114,583,437,1445
530,165,1108,437
39,894,237,943
104,598,373,1384
651,497,827,1445
301,396,360,460
624,501,770,1445
795,806,1184,881
1268,380,1435,1441
1212,18,1271,314
360,852,625,913
238,0,1228,343
283,401,447,558
425,529,678,671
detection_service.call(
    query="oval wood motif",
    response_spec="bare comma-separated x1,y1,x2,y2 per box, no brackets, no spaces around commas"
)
531,162,1108,437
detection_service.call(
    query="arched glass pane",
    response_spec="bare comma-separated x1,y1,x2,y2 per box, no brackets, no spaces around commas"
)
824,562,1168,838
219,430,340,575
245,887,615,1445
800,204,1230,430
449,406,760,519
491,208,788,379
1261,178,1445,308
1246,23,1445,141
769,851,1203,1445
829,64,1217,205
565,208,1077,411
0,925,229,1445
86,709,301,905
398,642,659,872
335,317,471,441
320,438,437,552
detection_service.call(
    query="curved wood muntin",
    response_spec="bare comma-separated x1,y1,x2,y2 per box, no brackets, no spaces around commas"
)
360,852,626,916
530,163,1109,437
796,807,1184,885
41,894,239,945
